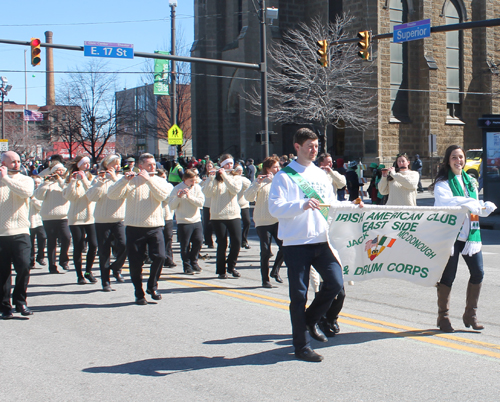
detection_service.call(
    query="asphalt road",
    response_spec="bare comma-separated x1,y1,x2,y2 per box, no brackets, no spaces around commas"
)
1,191,499,401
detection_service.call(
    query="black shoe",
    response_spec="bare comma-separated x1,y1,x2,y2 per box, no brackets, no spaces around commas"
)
60,262,70,270
146,289,162,300
49,268,61,274
77,277,87,285
243,243,251,249
228,269,241,278
36,258,47,266
144,257,153,264
218,274,228,279
319,319,336,338
16,305,33,316
84,272,98,283
192,264,202,273
2,310,14,320
332,319,340,334
270,269,284,283
164,261,177,268
184,267,195,275
135,298,148,305
262,281,273,288
102,285,114,292
113,272,125,283
306,323,328,343
295,347,323,362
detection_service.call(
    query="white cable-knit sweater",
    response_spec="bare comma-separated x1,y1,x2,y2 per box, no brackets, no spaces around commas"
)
0,173,34,236
202,174,242,220
168,182,204,224
87,175,127,223
244,179,278,227
378,170,419,206
108,175,171,228
29,197,43,229
35,178,70,221
326,169,346,196
237,176,251,209
63,176,96,225
201,178,211,208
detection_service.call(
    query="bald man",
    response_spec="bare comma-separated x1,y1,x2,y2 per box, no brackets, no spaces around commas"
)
0,151,35,319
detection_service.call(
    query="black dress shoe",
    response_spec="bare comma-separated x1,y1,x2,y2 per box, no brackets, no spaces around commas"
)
332,319,340,334
243,243,251,249
135,298,148,305
2,310,14,320
228,269,241,278
262,281,273,288
60,262,70,270
319,319,336,338
306,323,328,343
270,269,284,283
113,272,125,283
218,274,228,279
146,289,162,300
102,285,115,292
49,268,61,274
84,272,98,283
295,347,323,362
77,277,87,285
164,261,177,268
36,258,47,266
16,305,33,316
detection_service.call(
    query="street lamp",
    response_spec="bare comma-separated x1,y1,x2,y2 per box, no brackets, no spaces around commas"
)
1,76,13,140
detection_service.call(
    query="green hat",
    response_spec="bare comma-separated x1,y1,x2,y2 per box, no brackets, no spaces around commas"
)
378,164,386,169
370,162,378,169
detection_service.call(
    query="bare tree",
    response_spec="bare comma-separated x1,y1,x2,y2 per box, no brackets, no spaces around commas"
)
55,60,125,163
245,15,376,152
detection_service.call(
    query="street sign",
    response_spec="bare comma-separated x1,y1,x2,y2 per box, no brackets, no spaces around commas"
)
84,41,134,59
154,51,170,95
168,124,183,145
0,139,8,152
393,19,431,43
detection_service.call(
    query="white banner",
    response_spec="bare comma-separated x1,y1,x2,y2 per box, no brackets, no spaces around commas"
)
328,205,467,287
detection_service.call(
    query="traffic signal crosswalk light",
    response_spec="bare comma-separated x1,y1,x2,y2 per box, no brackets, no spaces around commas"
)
316,40,328,67
357,31,370,60
30,38,41,67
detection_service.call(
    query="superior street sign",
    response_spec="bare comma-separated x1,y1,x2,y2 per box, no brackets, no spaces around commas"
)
393,19,431,43
84,41,134,59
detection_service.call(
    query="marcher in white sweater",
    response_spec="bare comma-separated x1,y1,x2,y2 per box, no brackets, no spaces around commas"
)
169,169,205,274
108,153,171,305
234,165,252,249
317,153,346,198
29,176,47,268
34,163,71,274
378,153,419,206
244,156,284,288
86,154,127,291
200,160,215,248
202,154,242,278
0,151,35,319
157,169,176,269
63,155,98,285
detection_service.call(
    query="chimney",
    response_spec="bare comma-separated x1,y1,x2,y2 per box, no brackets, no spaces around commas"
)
45,31,55,106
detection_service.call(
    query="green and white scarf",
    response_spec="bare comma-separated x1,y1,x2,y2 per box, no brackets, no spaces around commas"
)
448,169,481,255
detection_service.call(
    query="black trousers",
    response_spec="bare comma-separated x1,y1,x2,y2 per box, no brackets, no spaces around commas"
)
202,207,214,246
211,218,241,275
126,226,165,299
30,225,47,267
163,220,174,265
177,222,203,270
70,224,98,279
256,223,284,282
95,222,127,287
241,207,251,246
43,219,71,271
325,286,346,323
0,234,31,312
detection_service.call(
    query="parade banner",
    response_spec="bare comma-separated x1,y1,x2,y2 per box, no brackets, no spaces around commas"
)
328,205,467,287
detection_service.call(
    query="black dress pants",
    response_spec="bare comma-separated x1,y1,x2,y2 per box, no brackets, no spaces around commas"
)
69,224,98,280
0,234,31,312
163,220,175,265
43,219,71,272
241,207,251,246
95,222,127,287
126,226,165,299
29,225,46,267
211,218,241,275
177,222,203,270
202,207,214,247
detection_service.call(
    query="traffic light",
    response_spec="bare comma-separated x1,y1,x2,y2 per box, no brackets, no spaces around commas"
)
357,31,370,60
30,38,41,66
316,40,328,67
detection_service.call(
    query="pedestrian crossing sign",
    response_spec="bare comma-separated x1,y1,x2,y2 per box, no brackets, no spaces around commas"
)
168,124,183,145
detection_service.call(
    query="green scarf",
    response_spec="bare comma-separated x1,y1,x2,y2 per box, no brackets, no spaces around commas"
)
448,169,481,255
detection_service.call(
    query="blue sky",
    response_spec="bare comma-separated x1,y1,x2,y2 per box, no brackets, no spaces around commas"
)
0,0,194,107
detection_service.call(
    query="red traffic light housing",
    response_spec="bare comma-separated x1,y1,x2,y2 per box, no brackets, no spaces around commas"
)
31,38,41,66
317,40,328,67
357,31,370,60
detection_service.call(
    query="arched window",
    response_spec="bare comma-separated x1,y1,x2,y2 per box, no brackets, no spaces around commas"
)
445,0,462,120
389,0,409,120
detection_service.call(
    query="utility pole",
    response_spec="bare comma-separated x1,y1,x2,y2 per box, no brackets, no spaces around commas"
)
259,0,269,158
170,0,177,130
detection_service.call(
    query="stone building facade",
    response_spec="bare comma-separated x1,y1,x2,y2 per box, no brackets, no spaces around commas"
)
192,0,500,170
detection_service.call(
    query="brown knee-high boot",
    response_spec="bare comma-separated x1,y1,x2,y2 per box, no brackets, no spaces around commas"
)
463,282,484,330
437,283,454,333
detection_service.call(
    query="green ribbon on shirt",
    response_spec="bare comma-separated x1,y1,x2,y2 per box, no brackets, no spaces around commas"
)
282,165,329,221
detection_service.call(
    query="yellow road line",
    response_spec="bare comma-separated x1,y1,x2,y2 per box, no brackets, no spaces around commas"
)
162,275,500,358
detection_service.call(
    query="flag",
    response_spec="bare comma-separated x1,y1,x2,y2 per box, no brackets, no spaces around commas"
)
24,109,44,122
364,236,378,251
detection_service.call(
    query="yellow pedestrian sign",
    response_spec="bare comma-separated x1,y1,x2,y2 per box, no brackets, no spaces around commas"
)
168,124,183,145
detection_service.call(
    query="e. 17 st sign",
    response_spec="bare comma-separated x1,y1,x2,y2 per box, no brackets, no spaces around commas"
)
393,19,431,43
84,41,134,59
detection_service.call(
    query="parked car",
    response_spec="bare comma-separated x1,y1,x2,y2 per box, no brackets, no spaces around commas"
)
464,149,482,179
